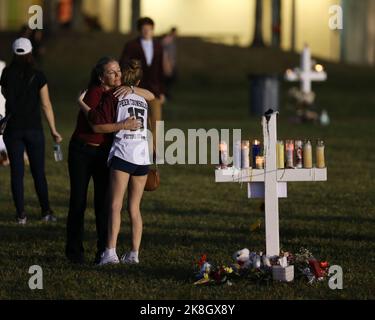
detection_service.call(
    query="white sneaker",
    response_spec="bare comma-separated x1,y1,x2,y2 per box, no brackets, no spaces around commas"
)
17,216,27,225
98,250,119,266
121,252,139,264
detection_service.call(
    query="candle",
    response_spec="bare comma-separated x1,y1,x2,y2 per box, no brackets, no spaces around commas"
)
233,140,241,169
285,140,294,168
241,141,250,169
256,156,264,169
219,141,228,168
252,139,261,168
303,140,312,168
276,140,284,169
316,140,325,168
295,140,303,169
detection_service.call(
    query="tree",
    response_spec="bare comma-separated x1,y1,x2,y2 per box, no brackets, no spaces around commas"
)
71,0,84,31
114,0,121,32
131,0,141,33
290,0,297,52
271,0,281,48
42,0,59,34
251,0,265,47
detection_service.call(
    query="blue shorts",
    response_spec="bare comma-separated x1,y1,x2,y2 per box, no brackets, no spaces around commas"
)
110,156,149,176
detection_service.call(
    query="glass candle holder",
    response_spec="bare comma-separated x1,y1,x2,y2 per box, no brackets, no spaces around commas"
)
285,139,294,168
276,140,284,169
252,139,261,168
316,140,325,168
255,156,264,169
219,141,228,168
303,140,313,168
241,140,250,169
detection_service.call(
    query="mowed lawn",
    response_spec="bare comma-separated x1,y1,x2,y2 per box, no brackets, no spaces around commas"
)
0,32,374,300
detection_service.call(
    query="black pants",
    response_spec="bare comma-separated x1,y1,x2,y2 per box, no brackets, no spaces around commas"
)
3,129,50,217
65,139,110,261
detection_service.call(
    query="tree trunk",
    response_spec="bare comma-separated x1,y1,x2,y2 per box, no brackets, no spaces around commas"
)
72,0,84,31
114,0,121,33
131,0,141,33
251,0,265,47
290,0,296,52
271,0,281,48
43,0,59,35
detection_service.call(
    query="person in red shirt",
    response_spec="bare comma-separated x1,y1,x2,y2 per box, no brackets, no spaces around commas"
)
66,57,154,264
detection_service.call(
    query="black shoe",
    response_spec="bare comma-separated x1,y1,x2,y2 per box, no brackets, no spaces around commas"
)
94,251,104,265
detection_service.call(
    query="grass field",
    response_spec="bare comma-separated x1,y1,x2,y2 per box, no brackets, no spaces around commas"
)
0,31,374,300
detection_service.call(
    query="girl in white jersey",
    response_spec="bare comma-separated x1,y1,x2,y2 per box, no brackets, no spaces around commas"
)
89,60,152,265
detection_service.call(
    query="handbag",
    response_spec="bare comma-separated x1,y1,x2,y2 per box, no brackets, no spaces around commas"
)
144,118,160,192
144,167,160,191
0,114,11,135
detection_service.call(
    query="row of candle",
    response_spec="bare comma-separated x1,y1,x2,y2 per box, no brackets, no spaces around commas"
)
219,140,265,169
278,139,325,169
219,139,325,169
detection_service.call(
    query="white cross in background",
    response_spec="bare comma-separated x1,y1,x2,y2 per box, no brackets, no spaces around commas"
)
215,112,327,256
285,45,327,94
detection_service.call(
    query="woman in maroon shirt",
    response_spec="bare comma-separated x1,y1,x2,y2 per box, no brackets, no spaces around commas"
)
66,57,154,264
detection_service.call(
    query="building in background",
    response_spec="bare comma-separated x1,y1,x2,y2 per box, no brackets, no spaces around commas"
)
0,0,374,65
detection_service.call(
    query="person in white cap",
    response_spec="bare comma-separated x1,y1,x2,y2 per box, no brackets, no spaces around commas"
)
0,38,63,224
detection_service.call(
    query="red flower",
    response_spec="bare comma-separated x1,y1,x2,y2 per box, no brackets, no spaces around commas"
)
308,259,325,278
198,254,207,268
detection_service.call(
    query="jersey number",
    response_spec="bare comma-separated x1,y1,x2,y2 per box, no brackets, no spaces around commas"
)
128,107,145,130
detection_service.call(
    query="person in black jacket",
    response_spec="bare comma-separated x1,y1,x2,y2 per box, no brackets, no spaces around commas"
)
0,38,62,224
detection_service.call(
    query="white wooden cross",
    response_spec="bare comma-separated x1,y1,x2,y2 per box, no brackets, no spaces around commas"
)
285,45,327,93
215,112,327,256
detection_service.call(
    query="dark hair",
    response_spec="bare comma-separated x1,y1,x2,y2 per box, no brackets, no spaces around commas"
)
122,59,142,86
10,53,36,82
88,56,117,88
137,17,154,31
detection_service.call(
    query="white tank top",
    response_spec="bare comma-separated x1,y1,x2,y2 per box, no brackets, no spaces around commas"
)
108,93,151,166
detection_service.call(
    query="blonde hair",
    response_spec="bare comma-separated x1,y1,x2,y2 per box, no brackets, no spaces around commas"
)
122,59,143,86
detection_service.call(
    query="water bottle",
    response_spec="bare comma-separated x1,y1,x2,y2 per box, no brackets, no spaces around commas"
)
54,144,63,162
320,110,330,126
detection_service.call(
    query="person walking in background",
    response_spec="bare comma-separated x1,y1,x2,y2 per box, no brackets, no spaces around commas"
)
0,38,62,224
119,17,165,147
162,27,178,100
67,57,154,264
